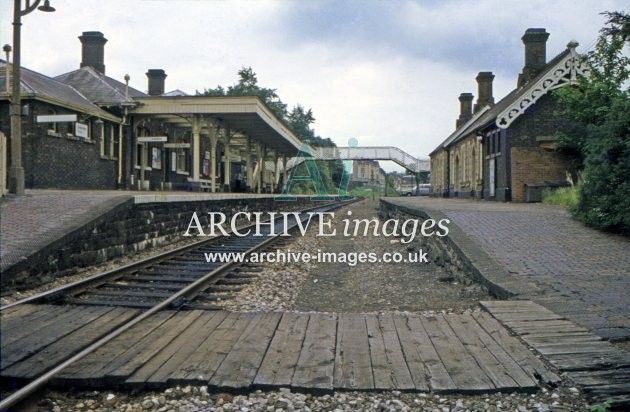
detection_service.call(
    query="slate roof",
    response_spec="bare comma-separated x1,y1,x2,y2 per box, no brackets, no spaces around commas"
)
55,66,146,106
430,48,571,156
0,60,120,122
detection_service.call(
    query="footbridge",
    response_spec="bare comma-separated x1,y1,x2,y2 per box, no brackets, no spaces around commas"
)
296,146,430,173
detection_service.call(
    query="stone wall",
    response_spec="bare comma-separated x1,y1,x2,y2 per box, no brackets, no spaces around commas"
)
449,134,483,198
3,197,317,289
380,199,518,299
429,149,449,196
379,201,485,290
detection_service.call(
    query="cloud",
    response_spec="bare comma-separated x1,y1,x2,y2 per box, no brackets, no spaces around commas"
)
1,0,626,172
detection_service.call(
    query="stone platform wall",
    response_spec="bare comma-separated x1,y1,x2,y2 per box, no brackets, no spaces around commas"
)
3,197,317,289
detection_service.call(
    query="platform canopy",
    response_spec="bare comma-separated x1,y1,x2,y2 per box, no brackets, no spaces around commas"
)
131,95,303,156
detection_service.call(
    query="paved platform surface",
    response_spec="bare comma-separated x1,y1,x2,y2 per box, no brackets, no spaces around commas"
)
1,304,556,392
0,190,275,275
384,197,630,341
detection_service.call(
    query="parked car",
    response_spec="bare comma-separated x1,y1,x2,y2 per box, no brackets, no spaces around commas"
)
412,183,431,196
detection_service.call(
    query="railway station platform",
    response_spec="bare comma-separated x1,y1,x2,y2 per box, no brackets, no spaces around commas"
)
381,197,630,342
0,190,280,288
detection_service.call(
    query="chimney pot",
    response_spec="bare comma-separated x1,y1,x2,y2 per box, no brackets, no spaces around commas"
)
146,69,167,96
474,71,494,112
518,28,549,86
457,93,474,128
79,31,107,74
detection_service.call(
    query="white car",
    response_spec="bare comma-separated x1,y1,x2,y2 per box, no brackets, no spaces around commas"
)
412,184,431,196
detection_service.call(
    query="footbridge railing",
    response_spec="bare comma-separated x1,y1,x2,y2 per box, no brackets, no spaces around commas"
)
309,146,429,173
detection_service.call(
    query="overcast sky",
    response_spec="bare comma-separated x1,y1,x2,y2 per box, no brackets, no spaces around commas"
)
1,0,626,171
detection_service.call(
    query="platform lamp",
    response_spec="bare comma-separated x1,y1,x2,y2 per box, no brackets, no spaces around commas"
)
8,0,56,195
3,44,11,94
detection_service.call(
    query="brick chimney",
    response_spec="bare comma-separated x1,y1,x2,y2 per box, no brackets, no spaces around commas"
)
456,93,474,128
518,28,549,87
79,31,107,74
146,69,167,96
474,72,494,112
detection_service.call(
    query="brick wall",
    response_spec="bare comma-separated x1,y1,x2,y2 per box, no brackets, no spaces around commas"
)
509,94,570,147
1,99,119,189
511,147,573,202
23,133,117,189
507,93,576,202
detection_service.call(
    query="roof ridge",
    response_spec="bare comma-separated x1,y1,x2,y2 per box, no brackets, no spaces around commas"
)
433,45,577,153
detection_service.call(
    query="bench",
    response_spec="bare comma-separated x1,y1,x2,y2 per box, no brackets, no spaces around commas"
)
186,178,217,192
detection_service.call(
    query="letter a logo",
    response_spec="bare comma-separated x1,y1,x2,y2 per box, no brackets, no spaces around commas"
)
276,143,334,201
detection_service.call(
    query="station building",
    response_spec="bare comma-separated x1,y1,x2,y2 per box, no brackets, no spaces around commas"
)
1,31,301,193
0,59,122,189
430,28,589,202
351,160,386,187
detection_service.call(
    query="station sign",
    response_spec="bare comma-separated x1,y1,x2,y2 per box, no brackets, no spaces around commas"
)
137,136,168,143
75,122,88,138
164,143,191,148
36,114,77,123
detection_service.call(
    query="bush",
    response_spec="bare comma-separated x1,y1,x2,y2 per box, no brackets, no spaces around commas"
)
542,186,578,207
554,11,630,235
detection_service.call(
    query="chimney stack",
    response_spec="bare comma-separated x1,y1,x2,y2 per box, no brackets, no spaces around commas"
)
79,31,107,74
146,69,167,96
474,71,494,112
456,93,474,128
518,28,549,87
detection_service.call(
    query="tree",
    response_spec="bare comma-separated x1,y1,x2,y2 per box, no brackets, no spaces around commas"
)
287,104,316,141
197,66,288,120
554,11,630,234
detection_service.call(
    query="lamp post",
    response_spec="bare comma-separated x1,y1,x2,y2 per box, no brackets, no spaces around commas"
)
8,0,55,195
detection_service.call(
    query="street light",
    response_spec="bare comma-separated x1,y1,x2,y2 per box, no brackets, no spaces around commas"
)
8,0,55,195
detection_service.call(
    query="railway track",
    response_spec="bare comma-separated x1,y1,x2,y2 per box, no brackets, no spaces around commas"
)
0,199,354,410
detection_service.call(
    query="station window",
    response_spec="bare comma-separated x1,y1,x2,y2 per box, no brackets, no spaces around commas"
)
109,125,117,158
46,109,58,133
99,121,106,157
176,148,189,173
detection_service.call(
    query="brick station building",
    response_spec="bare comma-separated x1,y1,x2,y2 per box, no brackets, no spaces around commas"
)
0,59,122,189
430,28,589,202
1,31,300,193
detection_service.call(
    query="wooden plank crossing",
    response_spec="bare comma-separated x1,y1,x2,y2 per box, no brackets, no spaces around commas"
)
2,304,561,393
481,300,630,407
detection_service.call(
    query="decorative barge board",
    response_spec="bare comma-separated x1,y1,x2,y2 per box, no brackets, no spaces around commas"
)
480,300,630,406
3,307,556,393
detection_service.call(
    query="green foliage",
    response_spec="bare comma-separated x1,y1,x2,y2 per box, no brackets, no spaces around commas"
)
542,186,578,207
590,400,612,412
198,67,287,120
554,11,630,235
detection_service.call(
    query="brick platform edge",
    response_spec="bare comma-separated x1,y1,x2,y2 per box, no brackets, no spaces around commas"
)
380,199,541,299
1,197,317,290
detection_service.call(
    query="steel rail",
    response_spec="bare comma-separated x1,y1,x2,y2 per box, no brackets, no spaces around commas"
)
0,200,348,311
0,199,357,410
